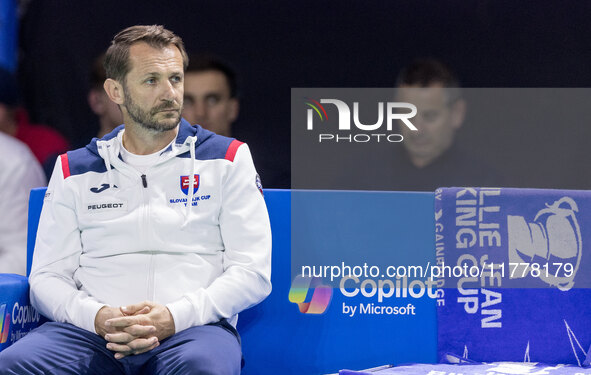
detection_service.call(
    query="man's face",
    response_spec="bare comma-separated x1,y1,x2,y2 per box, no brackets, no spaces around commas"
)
181,70,238,136
397,84,465,168
120,42,184,133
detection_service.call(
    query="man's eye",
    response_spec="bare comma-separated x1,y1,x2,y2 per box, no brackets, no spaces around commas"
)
206,96,221,106
183,95,195,106
145,78,156,84
171,76,182,83
422,111,439,122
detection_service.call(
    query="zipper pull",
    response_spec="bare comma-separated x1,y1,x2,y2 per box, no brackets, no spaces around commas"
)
141,174,148,188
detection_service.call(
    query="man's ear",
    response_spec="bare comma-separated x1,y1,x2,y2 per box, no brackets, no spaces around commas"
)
103,79,125,105
450,98,466,130
227,98,239,123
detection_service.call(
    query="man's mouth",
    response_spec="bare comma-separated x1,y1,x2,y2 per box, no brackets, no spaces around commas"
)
408,138,431,147
156,108,179,114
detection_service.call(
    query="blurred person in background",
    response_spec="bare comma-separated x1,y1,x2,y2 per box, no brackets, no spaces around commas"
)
88,53,123,138
387,58,502,191
0,67,70,179
0,131,46,275
181,54,239,137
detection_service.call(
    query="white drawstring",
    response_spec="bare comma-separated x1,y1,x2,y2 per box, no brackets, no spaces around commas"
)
101,143,116,189
182,137,197,227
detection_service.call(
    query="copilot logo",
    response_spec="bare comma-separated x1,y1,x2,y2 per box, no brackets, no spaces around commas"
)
304,97,418,143
0,302,41,345
0,304,10,344
288,275,333,314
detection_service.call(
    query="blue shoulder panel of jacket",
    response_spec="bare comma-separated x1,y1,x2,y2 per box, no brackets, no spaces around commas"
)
65,120,238,177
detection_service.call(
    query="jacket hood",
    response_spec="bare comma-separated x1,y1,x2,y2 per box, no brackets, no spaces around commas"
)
84,118,215,157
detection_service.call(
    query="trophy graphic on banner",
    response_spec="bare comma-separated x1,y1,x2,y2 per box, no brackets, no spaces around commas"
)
507,197,582,291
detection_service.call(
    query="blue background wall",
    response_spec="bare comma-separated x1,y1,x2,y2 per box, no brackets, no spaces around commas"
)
238,190,437,374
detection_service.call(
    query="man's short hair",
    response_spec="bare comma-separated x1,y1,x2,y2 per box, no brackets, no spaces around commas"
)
186,54,238,98
396,58,462,104
104,25,189,83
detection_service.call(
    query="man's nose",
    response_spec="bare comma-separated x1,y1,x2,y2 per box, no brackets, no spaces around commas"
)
411,115,430,131
193,101,207,120
161,80,178,102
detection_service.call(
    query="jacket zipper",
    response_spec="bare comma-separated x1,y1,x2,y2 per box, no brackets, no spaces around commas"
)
139,172,153,300
147,252,155,301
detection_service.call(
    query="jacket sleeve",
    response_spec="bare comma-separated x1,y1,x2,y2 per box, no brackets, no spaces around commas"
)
29,156,106,333
166,143,272,332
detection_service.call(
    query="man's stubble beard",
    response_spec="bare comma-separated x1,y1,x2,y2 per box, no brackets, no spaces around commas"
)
123,85,182,133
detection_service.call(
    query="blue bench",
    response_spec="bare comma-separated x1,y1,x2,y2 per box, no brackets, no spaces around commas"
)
0,187,437,374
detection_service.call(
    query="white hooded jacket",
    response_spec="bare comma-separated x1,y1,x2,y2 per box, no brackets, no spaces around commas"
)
29,119,272,334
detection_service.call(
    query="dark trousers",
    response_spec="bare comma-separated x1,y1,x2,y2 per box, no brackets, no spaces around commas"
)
0,321,241,375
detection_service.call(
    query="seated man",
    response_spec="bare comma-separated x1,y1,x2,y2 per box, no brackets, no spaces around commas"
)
0,25,271,375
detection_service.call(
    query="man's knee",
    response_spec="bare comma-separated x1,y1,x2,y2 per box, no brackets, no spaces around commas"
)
0,323,123,375
154,325,242,375
175,349,241,375
0,345,34,374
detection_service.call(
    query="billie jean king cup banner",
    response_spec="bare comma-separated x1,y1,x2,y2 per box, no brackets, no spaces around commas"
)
435,187,591,365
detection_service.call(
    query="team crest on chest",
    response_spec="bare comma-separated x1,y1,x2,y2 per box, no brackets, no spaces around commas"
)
180,175,200,195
